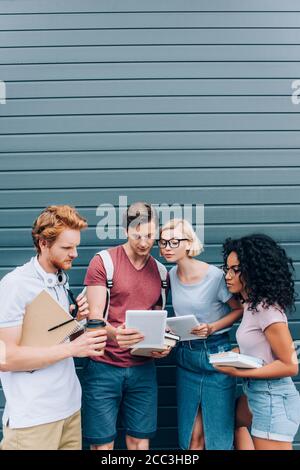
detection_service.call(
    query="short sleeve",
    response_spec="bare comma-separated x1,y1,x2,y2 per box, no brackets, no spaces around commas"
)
257,306,287,332
217,272,232,304
0,275,25,328
84,255,107,287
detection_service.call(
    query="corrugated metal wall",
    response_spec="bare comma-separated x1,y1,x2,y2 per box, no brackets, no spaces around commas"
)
0,0,300,449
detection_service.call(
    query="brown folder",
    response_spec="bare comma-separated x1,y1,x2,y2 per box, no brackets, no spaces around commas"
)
20,289,83,347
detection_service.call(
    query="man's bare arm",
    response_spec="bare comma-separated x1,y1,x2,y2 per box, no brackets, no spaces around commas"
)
0,325,107,372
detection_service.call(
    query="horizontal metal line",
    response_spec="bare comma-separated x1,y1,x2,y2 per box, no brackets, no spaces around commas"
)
4,78,299,83
0,147,299,154
4,171,300,177
1,183,300,190
1,244,298,251
2,130,300,136
1,166,300,173
1,221,300,231
0,240,298,247
0,148,299,154
2,112,300,119
2,60,300,66
0,205,300,213
281,319,300,323
3,95,294,101
2,10,300,15
1,222,300,231
2,27,300,33
1,25,300,29
3,43,300,49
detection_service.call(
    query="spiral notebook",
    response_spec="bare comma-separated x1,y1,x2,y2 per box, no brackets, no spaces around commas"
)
20,289,83,347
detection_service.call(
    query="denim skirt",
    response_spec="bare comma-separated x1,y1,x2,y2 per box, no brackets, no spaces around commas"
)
243,376,300,442
176,333,236,450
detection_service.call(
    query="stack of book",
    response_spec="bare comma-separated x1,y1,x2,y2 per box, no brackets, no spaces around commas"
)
209,351,264,369
131,332,180,357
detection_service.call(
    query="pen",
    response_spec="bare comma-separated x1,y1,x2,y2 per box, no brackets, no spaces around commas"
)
48,318,75,332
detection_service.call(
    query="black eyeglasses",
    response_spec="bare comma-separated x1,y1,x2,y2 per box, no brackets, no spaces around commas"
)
158,238,189,249
222,265,242,278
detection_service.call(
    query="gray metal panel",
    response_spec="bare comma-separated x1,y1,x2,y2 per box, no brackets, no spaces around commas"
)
1,0,300,13
2,114,300,134
3,80,295,98
1,187,300,209
2,29,300,47
1,96,298,116
1,150,299,170
2,45,300,64
2,62,300,81
2,132,300,152
1,224,300,247
0,206,300,227
2,168,300,189
1,12,300,29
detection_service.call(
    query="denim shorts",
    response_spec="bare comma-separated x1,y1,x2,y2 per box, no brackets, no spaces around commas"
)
176,333,237,450
81,360,158,446
243,377,300,442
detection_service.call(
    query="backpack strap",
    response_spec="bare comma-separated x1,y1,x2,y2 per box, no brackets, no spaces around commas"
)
154,259,168,309
96,250,114,321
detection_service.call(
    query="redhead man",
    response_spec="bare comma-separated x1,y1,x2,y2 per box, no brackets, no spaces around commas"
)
0,205,107,450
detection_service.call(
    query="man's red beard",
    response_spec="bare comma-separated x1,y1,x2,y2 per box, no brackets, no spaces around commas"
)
51,259,73,271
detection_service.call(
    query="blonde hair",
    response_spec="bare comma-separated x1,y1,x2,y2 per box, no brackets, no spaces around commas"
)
32,205,88,253
160,218,203,258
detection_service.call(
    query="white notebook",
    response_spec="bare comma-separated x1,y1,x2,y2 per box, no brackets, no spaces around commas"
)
209,351,264,369
166,315,205,341
125,310,167,348
130,331,180,357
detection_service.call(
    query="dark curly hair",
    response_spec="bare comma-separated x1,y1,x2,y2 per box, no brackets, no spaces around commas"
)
222,234,296,313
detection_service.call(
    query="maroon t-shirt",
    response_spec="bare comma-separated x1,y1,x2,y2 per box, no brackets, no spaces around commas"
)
84,245,164,367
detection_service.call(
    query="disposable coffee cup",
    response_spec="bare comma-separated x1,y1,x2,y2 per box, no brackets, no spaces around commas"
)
86,319,106,330
86,319,106,352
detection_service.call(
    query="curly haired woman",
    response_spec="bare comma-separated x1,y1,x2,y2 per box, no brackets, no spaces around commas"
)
216,234,300,450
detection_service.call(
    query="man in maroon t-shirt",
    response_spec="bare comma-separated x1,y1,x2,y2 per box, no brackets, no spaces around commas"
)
82,202,170,450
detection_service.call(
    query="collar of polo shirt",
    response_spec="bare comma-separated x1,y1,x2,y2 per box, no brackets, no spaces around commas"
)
33,255,61,288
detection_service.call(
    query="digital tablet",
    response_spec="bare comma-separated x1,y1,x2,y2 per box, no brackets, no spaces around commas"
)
166,315,206,341
125,310,167,348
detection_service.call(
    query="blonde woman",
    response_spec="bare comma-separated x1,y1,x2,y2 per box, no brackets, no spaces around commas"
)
159,219,243,450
